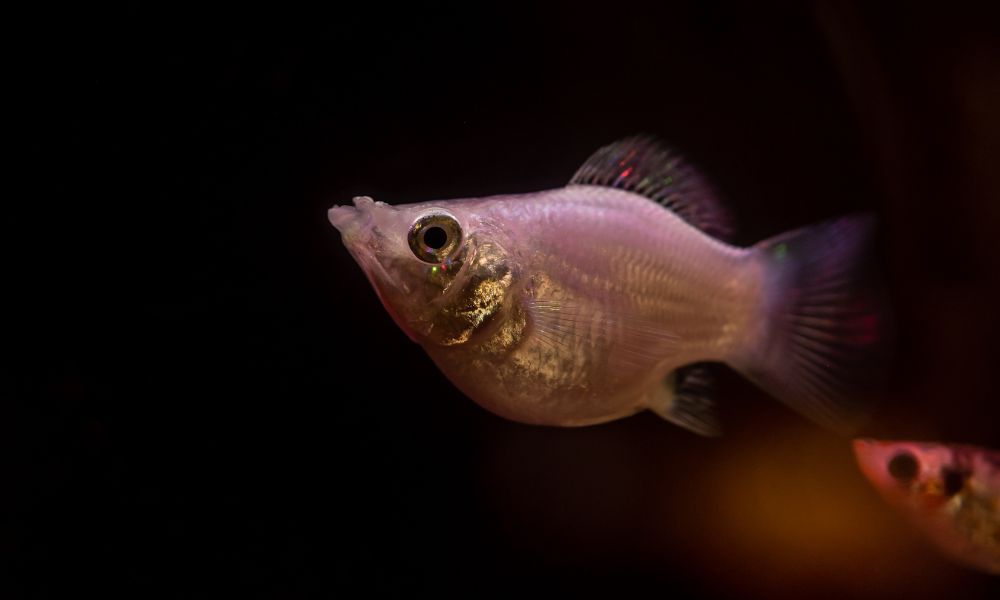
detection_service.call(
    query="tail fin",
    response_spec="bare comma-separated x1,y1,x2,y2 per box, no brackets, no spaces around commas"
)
739,214,890,434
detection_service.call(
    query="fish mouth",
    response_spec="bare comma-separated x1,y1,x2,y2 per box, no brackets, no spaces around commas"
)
328,196,421,341
851,439,883,484
328,196,376,240
328,196,385,282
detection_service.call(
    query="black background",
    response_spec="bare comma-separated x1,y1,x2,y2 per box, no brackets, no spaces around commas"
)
9,1,1000,597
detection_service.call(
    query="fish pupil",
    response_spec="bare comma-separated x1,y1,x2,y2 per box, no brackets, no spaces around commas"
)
887,452,919,483
423,226,448,250
941,468,965,497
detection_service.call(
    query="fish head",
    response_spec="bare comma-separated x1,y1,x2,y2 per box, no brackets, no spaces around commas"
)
852,439,970,513
329,196,517,346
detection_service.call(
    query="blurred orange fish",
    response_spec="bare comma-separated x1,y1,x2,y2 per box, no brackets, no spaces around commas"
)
853,439,1000,575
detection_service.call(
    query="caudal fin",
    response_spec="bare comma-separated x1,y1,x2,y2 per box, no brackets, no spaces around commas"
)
739,214,890,434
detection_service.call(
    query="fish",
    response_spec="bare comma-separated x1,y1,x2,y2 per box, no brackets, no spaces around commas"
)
852,439,1000,574
328,136,886,435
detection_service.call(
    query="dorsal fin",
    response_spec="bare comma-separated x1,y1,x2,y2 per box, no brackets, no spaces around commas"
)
570,135,735,240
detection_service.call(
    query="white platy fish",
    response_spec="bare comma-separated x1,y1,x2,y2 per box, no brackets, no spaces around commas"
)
328,137,886,434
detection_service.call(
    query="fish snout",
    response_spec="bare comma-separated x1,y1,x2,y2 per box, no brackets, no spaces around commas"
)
328,196,376,239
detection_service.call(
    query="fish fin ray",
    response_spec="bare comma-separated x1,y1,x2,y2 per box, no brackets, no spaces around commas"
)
737,214,891,434
648,365,722,437
569,135,735,240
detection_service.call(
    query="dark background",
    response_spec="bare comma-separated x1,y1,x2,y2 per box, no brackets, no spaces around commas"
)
9,1,1000,597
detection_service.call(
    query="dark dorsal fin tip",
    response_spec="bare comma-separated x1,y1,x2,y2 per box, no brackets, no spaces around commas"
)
570,135,736,241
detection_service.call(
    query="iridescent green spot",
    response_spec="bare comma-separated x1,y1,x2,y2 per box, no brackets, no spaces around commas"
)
773,243,788,260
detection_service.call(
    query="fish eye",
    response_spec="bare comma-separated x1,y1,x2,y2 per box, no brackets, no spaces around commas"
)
408,212,462,263
941,468,965,497
887,452,919,484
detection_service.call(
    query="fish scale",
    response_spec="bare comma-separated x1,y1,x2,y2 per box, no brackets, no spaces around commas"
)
522,188,755,337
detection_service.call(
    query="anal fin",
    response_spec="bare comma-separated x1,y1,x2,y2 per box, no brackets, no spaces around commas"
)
647,364,722,437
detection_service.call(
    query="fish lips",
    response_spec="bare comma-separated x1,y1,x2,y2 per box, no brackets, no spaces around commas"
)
328,196,376,241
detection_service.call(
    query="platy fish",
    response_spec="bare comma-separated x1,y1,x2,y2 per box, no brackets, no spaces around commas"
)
853,439,1000,574
329,137,884,435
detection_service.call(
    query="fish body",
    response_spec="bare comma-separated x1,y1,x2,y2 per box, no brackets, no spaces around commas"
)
853,439,1000,575
329,137,885,434
396,185,756,428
